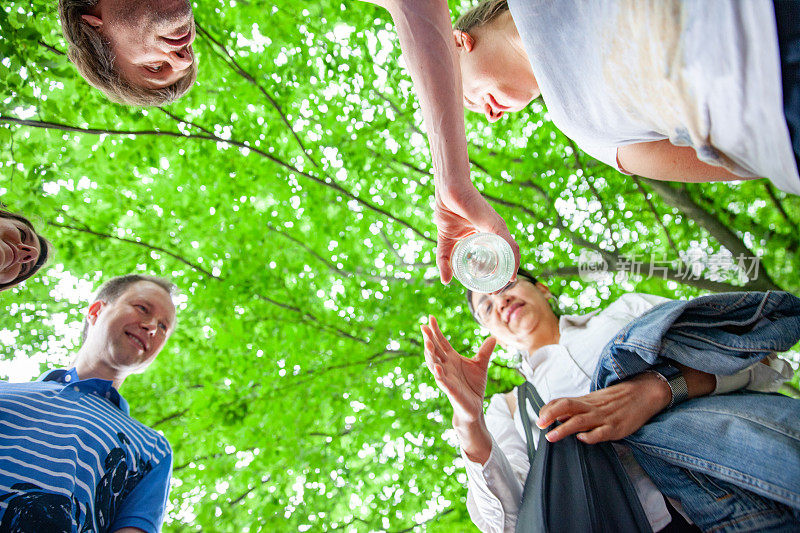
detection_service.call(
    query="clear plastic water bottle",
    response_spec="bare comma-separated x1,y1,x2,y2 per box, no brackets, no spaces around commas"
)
451,232,514,293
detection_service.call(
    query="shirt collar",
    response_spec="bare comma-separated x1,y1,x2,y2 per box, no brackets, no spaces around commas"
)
518,310,601,373
38,368,129,415
558,309,601,331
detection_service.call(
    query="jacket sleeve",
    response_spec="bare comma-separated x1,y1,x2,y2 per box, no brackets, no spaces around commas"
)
461,391,532,533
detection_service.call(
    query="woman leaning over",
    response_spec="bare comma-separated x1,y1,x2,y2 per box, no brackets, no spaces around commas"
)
364,0,799,283
453,0,799,193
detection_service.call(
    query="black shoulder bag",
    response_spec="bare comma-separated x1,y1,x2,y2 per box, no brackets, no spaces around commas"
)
515,381,653,533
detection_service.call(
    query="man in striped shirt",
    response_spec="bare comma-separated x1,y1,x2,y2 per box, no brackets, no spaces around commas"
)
0,274,177,532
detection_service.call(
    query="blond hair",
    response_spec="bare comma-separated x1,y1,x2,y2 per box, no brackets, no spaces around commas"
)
57,0,197,106
454,0,510,33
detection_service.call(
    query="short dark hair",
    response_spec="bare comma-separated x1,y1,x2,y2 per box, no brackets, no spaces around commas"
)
454,0,510,34
81,274,176,342
0,209,50,291
466,266,538,324
57,0,197,106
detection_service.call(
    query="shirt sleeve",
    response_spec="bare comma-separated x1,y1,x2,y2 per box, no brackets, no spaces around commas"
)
748,355,795,392
607,293,672,322
714,354,796,394
110,452,172,533
462,392,532,533
572,137,630,174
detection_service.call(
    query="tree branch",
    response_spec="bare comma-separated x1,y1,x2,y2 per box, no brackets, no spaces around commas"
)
390,508,455,533
194,22,318,168
47,221,220,279
230,485,256,505
174,446,260,472
632,176,681,258
265,223,423,284
158,108,215,136
38,40,65,56
253,294,369,345
151,408,190,428
0,115,432,243
645,180,779,290
764,182,799,234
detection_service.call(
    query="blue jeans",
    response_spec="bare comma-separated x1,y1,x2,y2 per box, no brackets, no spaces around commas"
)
593,292,800,531
625,392,800,532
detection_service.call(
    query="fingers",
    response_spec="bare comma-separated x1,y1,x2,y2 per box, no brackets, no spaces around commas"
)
574,426,613,445
537,397,581,429
436,235,455,285
486,220,519,281
420,327,437,374
544,413,601,443
502,232,520,280
475,336,496,369
428,316,455,355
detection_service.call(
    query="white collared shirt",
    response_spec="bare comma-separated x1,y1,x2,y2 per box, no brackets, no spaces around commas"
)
462,293,674,533
460,292,795,532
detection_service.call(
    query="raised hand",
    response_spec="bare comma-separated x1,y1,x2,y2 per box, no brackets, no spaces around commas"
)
421,315,496,423
434,182,520,285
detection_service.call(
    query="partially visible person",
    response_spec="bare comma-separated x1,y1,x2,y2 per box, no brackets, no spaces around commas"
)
421,269,799,531
0,209,49,291
452,0,800,195
363,0,800,284
0,274,177,532
58,0,197,106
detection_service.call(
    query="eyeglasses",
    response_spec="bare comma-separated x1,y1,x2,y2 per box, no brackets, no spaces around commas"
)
475,279,519,324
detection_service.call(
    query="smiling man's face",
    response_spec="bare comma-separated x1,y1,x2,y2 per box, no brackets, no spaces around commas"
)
81,0,196,90
470,278,559,352
85,281,176,375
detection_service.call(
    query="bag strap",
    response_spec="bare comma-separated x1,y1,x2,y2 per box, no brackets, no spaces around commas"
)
517,381,548,462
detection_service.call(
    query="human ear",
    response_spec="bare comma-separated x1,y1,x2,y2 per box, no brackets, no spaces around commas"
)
534,282,553,300
452,30,475,52
86,300,105,325
81,14,103,28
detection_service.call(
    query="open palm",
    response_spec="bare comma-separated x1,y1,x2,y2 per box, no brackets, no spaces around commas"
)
421,315,496,422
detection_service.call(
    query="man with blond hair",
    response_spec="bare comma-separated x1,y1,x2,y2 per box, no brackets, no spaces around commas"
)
0,274,178,532
58,0,197,106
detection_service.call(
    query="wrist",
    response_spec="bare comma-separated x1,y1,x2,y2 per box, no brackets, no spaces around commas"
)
633,372,672,412
452,411,486,431
644,362,689,409
452,414,492,464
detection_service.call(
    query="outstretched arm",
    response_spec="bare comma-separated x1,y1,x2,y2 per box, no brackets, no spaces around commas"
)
537,362,715,444
360,0,520,283
421,315,496,463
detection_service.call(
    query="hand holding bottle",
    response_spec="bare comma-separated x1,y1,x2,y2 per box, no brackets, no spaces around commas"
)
434,182,519,286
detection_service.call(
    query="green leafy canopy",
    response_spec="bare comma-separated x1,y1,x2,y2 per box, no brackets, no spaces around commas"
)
1,1,799,531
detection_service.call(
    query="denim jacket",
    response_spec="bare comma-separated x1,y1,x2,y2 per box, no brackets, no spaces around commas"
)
592,291,800,390
588,291,800,530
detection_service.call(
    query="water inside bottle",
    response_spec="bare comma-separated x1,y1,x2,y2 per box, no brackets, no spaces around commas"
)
465,246,498,278
451,232,514,293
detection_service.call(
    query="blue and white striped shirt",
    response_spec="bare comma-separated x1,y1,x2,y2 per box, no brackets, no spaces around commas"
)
0,368,172,533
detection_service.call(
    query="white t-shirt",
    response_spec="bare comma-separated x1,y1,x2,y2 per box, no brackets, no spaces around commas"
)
461,293,793,532
507,0,800,194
